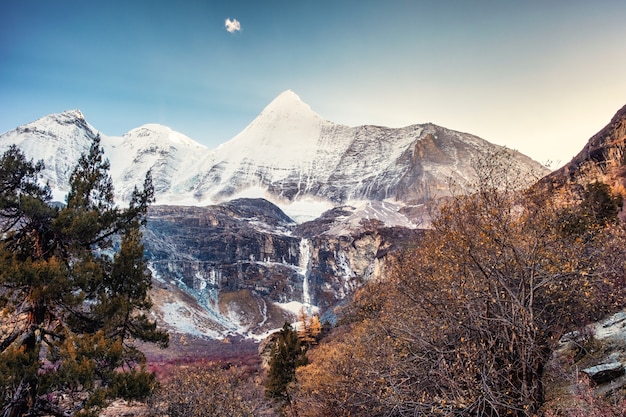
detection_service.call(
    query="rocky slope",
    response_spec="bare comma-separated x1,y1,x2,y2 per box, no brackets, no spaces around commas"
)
535,104,626,409
541,103,626,200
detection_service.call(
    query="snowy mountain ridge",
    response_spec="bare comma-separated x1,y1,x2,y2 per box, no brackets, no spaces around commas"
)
0,90,549,215
0,110,210,203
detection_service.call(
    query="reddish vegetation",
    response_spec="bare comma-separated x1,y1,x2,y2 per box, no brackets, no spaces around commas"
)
140,333,261,380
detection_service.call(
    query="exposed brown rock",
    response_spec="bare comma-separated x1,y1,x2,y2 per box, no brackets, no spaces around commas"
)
541,103,626,200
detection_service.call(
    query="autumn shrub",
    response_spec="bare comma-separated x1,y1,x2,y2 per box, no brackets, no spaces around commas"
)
290,152,626,416
290,321,401,417
148,360,275,417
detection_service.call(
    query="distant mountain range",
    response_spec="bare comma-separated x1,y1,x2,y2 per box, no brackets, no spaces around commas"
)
0,90,548,220
0,91,552,340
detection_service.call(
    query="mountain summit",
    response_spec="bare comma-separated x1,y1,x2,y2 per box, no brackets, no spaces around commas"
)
0,109,98,199
257,89,324,122
182,91,547,204
210,90,331,169
0,109,208,202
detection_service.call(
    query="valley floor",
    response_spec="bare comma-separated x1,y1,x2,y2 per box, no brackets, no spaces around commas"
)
140,332,259,365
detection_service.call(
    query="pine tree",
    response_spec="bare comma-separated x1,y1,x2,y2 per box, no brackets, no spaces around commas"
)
265,323,307,403
0,137,168,417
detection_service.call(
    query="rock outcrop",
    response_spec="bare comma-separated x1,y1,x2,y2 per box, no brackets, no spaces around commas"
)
541,104,626,200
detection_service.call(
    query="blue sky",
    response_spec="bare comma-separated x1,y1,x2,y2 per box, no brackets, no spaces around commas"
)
1,1,626,165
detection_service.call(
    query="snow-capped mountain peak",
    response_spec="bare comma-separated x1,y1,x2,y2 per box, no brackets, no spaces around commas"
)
122,123,207,149
0,109,100,201
19,108,96,137
193,91,337,195
103,124,210,202
257,89,324,122
0,109,212,203
52,109,86,123
230,90,330,144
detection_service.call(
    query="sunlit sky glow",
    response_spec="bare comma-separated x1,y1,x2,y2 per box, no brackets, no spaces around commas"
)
1,0,626,167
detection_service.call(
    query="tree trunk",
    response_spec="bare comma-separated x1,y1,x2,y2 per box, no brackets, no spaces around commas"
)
1,378,31,417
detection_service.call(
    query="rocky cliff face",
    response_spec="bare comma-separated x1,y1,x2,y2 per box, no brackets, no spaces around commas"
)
143,199,423,338
144,200,300,336
541,104,626,199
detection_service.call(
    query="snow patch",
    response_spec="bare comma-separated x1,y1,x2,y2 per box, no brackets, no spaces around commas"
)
277,198,334,223
159,301,221,339
595,311,626,341
276,300,319,316
325,200,418,235
228,185,274,201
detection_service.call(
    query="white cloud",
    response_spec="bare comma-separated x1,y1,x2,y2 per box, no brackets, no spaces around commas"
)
225,18,241,33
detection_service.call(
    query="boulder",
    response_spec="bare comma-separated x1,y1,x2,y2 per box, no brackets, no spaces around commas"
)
582,362,625,384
